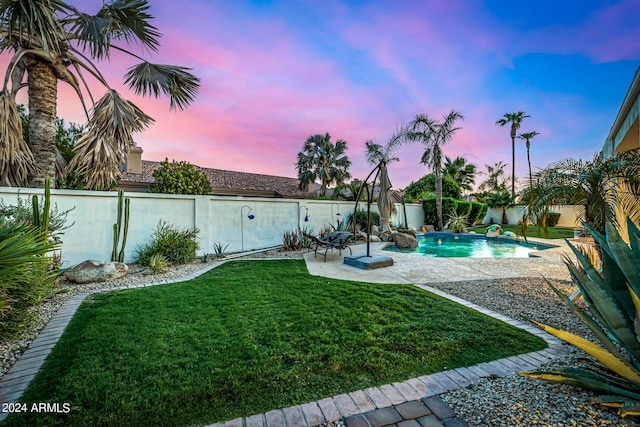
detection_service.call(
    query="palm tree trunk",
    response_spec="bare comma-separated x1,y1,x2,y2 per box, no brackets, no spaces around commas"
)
27,59,58,188
527,145,532,185
435,166,443,231
510,133,516,199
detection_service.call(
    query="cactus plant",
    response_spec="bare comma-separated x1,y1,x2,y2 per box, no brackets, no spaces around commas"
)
520,217,640,417
111,190,130,263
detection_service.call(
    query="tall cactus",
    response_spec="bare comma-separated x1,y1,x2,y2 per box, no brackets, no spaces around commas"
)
31,178,52,245
111,190,130,263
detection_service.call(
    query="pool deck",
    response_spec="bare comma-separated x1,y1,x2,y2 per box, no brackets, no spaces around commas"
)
305,236,575,284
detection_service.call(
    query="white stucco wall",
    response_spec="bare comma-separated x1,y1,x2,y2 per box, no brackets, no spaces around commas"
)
483,205,583,227
1,188,372,267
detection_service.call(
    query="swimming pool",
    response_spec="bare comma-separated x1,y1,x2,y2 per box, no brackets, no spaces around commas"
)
382,232,555,258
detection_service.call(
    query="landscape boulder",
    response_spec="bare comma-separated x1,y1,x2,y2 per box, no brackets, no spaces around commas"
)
389,231,418,248
65,260,128,284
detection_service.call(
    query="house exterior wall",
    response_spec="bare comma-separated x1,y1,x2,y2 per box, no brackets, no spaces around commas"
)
0,188,425,267
604,66,640,158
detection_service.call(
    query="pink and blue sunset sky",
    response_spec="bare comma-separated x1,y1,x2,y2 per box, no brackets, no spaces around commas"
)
18,0,640,189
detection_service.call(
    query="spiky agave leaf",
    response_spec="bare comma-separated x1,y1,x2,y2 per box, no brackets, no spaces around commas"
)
595,396,640,417
0,93,35,186
545,278,629,362
563,238,640,357
68,90,153,189
124,62,199,111
521,367,640,401
531,320,640,384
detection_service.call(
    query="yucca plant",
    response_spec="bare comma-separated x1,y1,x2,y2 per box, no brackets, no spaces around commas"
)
444,209,468,233
520,217,640,417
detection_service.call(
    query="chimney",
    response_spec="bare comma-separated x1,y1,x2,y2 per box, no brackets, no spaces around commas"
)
307,181,316,193
125,146,143,174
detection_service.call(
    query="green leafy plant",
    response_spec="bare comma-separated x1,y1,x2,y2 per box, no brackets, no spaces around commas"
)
212,242,230,259
135,221,199,266
468,202,485,225
444,209,468,233
147,253,169,274
282,230,302,251
0,184,62,339
150,158,212,195
487,191,514,225
111,190,130,263
353,209,380,232
0,192,75,242
422,196,458,230
521,218,640,417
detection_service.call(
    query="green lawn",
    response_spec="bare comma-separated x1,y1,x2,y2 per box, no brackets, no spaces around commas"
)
5,260,546,427
472,225,575,239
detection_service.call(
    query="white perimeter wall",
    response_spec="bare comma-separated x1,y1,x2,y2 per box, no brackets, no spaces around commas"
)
484,205,583,227
0,188,426,267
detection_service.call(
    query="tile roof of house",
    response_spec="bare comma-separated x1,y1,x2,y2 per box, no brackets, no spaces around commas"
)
120,160,313,198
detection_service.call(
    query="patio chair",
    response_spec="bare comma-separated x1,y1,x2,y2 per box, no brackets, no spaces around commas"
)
313,231,353,261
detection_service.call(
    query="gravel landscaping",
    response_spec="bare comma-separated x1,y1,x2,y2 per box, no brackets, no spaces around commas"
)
2,247,639,426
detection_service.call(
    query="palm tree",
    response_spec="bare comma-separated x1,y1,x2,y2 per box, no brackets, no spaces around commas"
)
296,133,351,197
443,155,477,195
405,110,464,231
518,131,540,185
523,150,640,235
478,161,509,193
0,1,200,189
496,111,530,198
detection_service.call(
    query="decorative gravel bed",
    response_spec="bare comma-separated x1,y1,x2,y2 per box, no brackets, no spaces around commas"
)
431,277,640,427
2,250,639,426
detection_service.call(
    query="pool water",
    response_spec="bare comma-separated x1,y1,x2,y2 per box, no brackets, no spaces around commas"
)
383,233,554,258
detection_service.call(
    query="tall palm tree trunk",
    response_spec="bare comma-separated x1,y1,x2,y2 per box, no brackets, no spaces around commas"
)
510,128,516,199
27,59,58,188
526,142,532,185
435,165,443,231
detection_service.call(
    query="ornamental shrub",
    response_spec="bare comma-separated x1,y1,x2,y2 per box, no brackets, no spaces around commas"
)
150,158,212,195
135,221,200,266
468,202,484,225
455,200,472,218
422,196,458,229
353,209,380,232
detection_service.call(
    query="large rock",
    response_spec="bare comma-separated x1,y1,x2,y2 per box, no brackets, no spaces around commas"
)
389,231,418,248
65,260,128,284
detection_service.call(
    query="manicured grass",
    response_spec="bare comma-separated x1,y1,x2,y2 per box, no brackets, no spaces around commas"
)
472,225,575,239
6,260,546,426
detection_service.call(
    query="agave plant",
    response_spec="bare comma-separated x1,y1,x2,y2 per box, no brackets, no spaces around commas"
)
520,217,640,417
445,209,468,233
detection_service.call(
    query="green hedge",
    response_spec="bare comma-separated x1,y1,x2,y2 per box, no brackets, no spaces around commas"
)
455,201,472,218
423,197,458,230
469,202,484,225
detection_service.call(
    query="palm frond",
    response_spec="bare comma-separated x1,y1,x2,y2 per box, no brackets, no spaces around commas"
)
66,0,161,59
0,0,69,54
124,62,200,111
68,90,153,189
0,92,35,186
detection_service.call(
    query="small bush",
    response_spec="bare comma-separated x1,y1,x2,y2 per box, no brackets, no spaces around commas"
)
282,230,303,251
135,221,199,266
212,242,230,258
353,209,380,232
147,253,169,274
150,158,212,195
445,210,468,233
546,212,561,227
